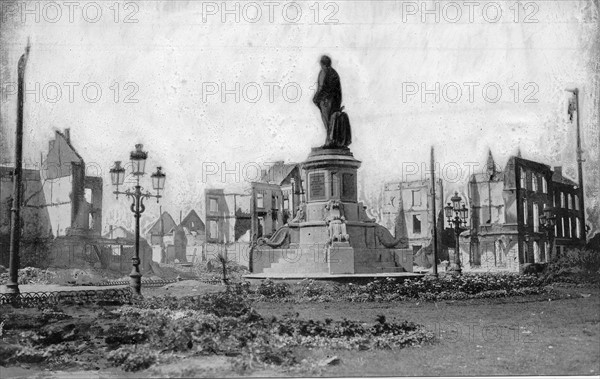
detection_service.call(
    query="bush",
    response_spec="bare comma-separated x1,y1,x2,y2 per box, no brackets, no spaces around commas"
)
257,279,292,299
252,274,549,303
105,300,432,372
194,253,250,283
542,248,600,284
133,291,253,317
107,346,157,372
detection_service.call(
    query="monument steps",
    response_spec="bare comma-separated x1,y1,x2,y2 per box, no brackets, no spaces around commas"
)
356,266,406,273
265,261,329,273
266,261,330,271
263,265,330,275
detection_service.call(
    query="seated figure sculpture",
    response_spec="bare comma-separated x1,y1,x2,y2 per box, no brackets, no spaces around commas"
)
324,200,349,244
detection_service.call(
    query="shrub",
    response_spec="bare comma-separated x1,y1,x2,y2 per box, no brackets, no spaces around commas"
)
107,346,157,372
252,274,550,303
297,279,327,298
541,248,600,284
107,302,432,371
257,279,292,299
133,291,253,317
194,253,250,283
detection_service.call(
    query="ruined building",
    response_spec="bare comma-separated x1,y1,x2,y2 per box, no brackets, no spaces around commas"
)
382,178,445,268
204,161,303,267
462,150,585,272
144,210,205,264
1,129,153,273
204,189,252,265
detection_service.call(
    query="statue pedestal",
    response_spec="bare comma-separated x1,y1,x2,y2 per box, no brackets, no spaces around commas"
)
328,242,354,274
303,147,361,223
252,146,413,276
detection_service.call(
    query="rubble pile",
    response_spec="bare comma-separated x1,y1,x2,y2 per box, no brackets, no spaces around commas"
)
0,266,56,285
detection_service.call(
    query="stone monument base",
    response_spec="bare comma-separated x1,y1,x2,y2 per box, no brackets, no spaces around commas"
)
251,145,413,276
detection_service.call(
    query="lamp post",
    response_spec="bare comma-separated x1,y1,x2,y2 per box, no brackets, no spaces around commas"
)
539,205,556,261
444,192,468,275
109,144,166,296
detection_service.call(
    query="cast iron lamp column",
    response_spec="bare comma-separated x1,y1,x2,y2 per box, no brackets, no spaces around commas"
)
539,205,556,261
444,192,468,275
109,144,166,296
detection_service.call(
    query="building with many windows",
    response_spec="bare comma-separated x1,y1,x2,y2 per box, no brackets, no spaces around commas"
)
382,178,445,267
551,166,585,255
461,151,585,272
203,162,304,268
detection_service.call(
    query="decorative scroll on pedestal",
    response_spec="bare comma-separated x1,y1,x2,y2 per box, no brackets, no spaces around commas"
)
374,224,408,248
257,226,291,249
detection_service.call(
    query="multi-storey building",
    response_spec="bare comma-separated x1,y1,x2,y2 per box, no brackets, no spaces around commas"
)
0,129,156,274
382,178,445,267
463,151,585,272
204,162,303,267
204,189,252,265
551,166,586,255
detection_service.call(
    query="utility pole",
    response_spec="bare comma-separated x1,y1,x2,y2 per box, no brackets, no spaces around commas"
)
159,205,165,263
6,40,31,295
567,88,586,241
430,146,438,276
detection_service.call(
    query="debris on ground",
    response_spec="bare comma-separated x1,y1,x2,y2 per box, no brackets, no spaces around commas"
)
318,356,341,366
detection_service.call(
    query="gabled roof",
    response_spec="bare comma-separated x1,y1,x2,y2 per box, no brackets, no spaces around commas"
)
486,149,496,174
55,130,84,163
260,162,299,185
146,212,177,235
468,150,504,183
552,171,578,187
505,155,552,173
470,172,505,183
180,210,205,232
103,226,135,240
44,130,85,180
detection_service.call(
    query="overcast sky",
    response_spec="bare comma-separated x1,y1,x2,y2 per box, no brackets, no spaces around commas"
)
1,0,598,233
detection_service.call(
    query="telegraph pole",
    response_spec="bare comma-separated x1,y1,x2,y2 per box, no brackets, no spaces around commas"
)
430,146,438,276
567,88,586,242
6,40,31,295
574,89,586,241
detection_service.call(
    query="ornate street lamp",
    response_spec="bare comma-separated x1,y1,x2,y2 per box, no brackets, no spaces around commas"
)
151,167,166,201
109,144,166,296
444,192,468,275
110,161,125,193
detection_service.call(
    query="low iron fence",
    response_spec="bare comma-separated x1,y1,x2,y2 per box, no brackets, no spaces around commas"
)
0,288,132,307
96,277,223,286
0,278,226,307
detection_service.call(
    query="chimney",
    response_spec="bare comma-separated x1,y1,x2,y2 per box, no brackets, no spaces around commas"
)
554,166,562,178
64,128,70,143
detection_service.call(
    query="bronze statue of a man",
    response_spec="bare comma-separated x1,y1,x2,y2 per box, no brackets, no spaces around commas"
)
312,55,342,132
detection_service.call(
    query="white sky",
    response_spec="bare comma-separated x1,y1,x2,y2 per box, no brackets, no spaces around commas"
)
1,0,598,232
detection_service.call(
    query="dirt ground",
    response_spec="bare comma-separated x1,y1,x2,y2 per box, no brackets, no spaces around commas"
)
254,285,600,376
1,282,598,378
